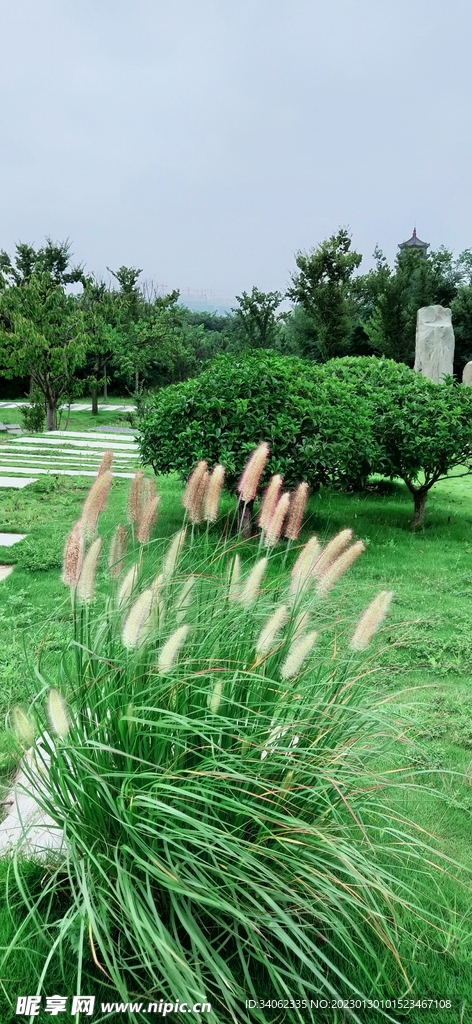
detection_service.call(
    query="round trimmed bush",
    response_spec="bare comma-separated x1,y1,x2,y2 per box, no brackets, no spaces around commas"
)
138,350,378,491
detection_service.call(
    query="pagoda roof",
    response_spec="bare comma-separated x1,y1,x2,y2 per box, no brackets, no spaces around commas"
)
398,227,429,250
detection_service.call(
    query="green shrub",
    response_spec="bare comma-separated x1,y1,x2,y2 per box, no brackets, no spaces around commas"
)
138,350,378,492
325,356,472,526
4,472,470,1023
20,388,46,433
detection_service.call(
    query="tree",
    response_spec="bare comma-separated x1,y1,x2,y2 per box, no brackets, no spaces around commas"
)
325,356,472,527
231,286,283,349
79,276,122,413
107,265,145,395
0,240,89,429
286,228,362,361
138,350,376,495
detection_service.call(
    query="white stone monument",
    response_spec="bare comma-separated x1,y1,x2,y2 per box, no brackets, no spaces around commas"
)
414,305,455,383
462,361,472,386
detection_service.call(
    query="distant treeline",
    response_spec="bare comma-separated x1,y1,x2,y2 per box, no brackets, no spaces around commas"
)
1,230,472,424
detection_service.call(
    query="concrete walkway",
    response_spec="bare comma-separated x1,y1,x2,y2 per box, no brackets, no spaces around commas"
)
0,401,135,412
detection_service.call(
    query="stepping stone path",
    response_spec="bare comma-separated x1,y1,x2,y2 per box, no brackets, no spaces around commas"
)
0,428,140,481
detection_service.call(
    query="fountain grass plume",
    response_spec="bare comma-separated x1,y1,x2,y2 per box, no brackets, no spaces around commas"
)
162,528,187,581
46,689,70,739
280,629,318,680
264,491,291,548
317,540,365,596
128,470,145,525
97,450,114,476
183,461,208,519
203,464,225,523
158,624,189,673
62,519,85,587
122,588,154,649
238,556,268,607
76,537,102,604
237,442,270,503
188,468,209,525
312,528,353,579
256,603,289,655
289,535,321,598
108,525,128,579
136,494,160,544
227,553,241,600
258,474,283,532
80,470,113,539
350,590,394,651
12,706,35,748
285,482,309,541
117,563,139,608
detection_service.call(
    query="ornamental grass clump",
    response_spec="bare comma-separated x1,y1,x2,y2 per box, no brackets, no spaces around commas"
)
7,469,471,1024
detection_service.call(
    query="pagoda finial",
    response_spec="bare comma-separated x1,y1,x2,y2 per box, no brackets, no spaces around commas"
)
413,226,417,237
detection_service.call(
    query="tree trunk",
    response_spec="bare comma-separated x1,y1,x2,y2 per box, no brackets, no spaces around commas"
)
46,402,56,431
103,368,108,401
236,497,255,538
91,382,98,416
135,368,140,395
411,489,428,529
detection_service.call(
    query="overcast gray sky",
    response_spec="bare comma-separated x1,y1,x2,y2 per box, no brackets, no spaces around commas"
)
1,0,471,304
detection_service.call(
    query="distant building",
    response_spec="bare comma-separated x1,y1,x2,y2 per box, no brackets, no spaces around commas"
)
398,227,429,257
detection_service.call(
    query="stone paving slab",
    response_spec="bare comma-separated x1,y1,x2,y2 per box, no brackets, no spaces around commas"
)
11,436,138,451
0,566,14,581
0,465,135,478
0,533,27,546
40,430,138,441
0,476,37,488
0,752,64,859
0,401,135,411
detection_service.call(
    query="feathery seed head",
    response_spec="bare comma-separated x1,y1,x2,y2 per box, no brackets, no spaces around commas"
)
108,525,128,579
350,590,394,651
158,624,189,674
46,689,70,739
289,535,321,598
188,468,209,525
136,493,160,544
122,588,154,649
203,464,225,523
128,471,145,524
256,604,289,655
280,629,318,680
238,557,268,607
258,474,283,531
284,482,309,541
317,540,365,596
162,528,187,581
183,461,208,515
237,442,270,503
76,537,102,603
80,471,112,539
312,528,353,579
117,563,138,607
97,450,113,476
12,706,35,748
209,679,223,715
62,519,85,587
264,491,291,548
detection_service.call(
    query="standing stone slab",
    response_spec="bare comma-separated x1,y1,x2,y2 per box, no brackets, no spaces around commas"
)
414,305,455,383
462,361,472,385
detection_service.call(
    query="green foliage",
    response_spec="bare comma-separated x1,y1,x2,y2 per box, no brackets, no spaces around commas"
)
138,349,377,490
0,241,89,429
286,227,362,360
231,286,283,349
20,387,45,433
325,356,472,524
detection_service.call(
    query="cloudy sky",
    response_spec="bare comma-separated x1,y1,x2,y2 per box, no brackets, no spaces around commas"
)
1,0,471,305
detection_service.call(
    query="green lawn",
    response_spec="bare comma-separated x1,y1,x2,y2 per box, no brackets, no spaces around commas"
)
1,431,472,1020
